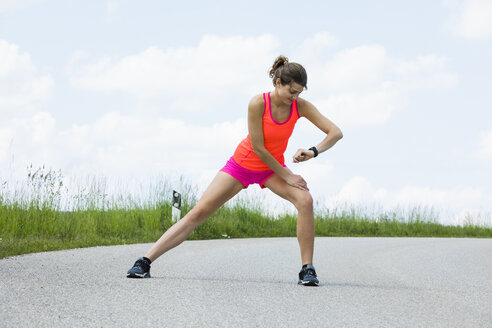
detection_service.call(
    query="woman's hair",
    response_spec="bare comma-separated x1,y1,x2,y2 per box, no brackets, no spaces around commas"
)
269,55,307,89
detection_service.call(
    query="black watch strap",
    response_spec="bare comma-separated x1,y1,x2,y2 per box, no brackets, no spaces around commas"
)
309,146,318,157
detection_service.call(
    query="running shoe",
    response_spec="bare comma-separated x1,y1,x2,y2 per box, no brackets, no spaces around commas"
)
127,257,151,278
298,264,319,286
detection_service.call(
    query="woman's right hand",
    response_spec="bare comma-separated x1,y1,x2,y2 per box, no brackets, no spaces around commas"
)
285,174,309,191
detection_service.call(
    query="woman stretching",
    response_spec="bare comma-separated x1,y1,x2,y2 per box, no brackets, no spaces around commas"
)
127,55,343,286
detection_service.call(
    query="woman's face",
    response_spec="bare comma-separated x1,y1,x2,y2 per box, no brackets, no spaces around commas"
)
275,79,304,105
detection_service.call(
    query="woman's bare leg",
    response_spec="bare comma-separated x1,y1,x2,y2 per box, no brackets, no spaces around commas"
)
263,174,315,265
145,172,244,262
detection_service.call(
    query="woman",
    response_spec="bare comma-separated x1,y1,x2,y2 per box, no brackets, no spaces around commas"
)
127,55,343,286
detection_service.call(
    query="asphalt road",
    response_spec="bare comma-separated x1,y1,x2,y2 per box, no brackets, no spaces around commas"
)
1,237,491,327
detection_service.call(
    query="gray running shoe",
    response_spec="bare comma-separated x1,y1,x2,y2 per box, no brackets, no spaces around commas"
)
298,264,319,286
127,257,151,278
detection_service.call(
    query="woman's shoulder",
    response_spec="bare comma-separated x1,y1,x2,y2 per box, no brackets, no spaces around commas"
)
296,97,315,116
296,96,310,107
248,93,266,109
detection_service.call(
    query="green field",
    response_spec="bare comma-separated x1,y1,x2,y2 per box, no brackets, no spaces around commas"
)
1,167,490,258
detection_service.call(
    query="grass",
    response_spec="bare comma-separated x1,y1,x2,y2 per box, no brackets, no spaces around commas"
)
0,166,491,258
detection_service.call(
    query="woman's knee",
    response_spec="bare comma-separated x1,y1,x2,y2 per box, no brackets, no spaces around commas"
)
294,191,313,212
185,204,212,226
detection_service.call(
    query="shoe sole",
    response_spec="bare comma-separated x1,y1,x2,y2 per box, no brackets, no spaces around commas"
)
127,272,151,278
298,279,319,286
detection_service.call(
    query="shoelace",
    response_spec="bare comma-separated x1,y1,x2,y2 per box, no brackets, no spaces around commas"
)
305,269,317,277
135,259,146,268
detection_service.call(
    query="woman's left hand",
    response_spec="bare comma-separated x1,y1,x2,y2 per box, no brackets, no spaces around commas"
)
292,148,315,163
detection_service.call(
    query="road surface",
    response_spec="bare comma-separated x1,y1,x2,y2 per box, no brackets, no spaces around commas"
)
1,237,491,327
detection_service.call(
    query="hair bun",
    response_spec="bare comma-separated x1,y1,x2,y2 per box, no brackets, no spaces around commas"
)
269,55,289,78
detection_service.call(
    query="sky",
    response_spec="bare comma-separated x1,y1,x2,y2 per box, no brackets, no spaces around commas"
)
1,0,491,225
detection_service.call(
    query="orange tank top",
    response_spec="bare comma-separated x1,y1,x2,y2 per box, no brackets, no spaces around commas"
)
233,92,300,171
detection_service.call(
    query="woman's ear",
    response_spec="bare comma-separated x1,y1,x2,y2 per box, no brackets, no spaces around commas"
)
275,78,281,87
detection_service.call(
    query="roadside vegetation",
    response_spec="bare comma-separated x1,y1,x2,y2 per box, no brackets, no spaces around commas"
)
1,166,490,258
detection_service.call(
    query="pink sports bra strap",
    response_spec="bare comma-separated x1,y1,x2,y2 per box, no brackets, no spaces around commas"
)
263,92,270,116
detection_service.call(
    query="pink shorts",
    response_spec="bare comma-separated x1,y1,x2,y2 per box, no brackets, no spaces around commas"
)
220,157,283,189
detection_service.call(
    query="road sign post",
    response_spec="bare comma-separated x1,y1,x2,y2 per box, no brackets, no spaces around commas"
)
172,189,182,222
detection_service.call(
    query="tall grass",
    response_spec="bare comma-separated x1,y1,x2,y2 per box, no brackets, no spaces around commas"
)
0,166,490,258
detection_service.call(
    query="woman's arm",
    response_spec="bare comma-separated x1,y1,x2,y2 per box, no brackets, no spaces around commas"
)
248,95,309,191
293,98,343,163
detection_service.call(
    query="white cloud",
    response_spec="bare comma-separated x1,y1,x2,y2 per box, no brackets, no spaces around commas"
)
314,89,402,127
394,185,484,209
329,176,388,205
394,54,458,90
394,185,492,225
477,129,492,161
300,44,457,127
67,51,89,75
296,158,335,198
317,45,388,91
0,113,56,169
70,34,279,111
69,34,456,127
0,40,54,113
0,111,247,182
295,32,338,63
325,176,492,225
445,0,492,38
